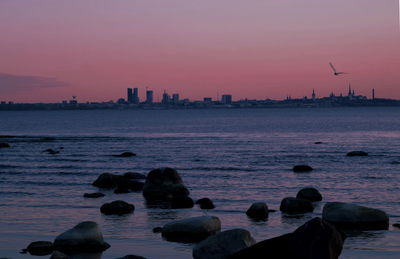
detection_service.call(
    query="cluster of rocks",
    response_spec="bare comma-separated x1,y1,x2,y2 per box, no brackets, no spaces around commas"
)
91,172,146,194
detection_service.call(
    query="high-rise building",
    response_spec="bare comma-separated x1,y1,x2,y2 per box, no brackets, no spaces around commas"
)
146,90,153,104
312,89,316,100
172,94,179,104
221,94,232,104
127,88,133,103
372,88,375,100
162,90,170,105
203,97,212,103
133,88,139,104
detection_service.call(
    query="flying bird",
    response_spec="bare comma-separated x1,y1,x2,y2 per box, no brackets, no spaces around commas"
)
329,62,346,76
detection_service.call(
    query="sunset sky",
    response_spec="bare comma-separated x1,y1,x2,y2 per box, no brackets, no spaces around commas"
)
0,0,399,102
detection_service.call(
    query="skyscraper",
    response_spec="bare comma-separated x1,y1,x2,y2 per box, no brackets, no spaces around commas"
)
146,90,153,104
133,88,139,104
162,90,170,105
221,94,232,104
127,88,133,103
172,94,179,105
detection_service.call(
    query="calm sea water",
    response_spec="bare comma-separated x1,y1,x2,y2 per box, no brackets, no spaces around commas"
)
0,107,400,259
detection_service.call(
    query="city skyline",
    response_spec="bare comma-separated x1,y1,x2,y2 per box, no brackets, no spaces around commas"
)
0,1,399,102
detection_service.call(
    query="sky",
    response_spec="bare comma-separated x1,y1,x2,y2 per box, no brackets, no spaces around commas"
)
0,0,399,102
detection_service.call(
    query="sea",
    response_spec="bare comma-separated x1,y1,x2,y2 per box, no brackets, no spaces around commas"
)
0,107,399,259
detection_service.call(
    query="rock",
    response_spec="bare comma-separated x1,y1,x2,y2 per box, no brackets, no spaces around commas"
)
314,142,323,144
115,256,147,259
193,229,256,259
393,223,400,229
346,151,368,157
143,167,190,201
231,217,345,259
100,200,135,215
152,227,163,233
123,172,146,180
195,198,215,209
43,148,59,154
83,192,105,198
296,187,322,202
92,173,119,189
246,202,269,220
54,221,110,252
322,202,389,230
162,216,221,242
113,152,136,157
0,143,10,148
116,178,144,192
292,165,314,172
280,197,314,214
23,241,53,255
50,251,70,259
170,196,194,209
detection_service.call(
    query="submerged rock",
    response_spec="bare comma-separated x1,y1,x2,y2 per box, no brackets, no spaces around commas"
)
314,142,323,144
100,200,135,215
22,241,53,256
143,167,190,201
0,142,11,148
43,149,59,155
292,165,314,172
246,202,269,220
193,229,256,259
195,198,215,209
162,216,221,242
280,197,314,214
54,221,110,252
346,151,368,157
83,192,105,198
296,187,322,202
322,202,389,230
113,152,136,157
231,217,345,259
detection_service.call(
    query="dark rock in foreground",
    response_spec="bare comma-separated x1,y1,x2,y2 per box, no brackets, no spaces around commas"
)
170,196,194,209
22,241,54,256
296,187,323,202
143,167,190,201
246,202,269,220
346,151,368,157
113,152,136,157
193,229,256,259
292,165,314,172
280,197,314,214
322,202,389,230
231,217,346,259
195,198,215,209
84,192,105,198
100,200,135,215
162,216,221,243
54,221,110,252
0,142,11,148
115,255,147,259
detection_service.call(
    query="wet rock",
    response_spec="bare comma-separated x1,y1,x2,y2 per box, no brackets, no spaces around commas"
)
113,152,136,157
116,178,144,192
50,251,70,259
322,202,389,230
195,198,215,209
296,187,322,202
83,192,105,198
0,143,10,148
193,229,256,259
54,221,110,252
314,142,323,144
100,200,135,215
22,241,53,256
346,151,368,157
143,167,190,201
246,202,269,220
231,217,345,259
280,197,314,214
123,172,146,180
43,149,60,154
115,255,147,259
170,196,194,209
92,173,119,189
162,216,221,242
292,165,313,173
152,227,163,233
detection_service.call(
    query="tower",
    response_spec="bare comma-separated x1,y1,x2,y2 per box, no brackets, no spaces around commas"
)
146,89,153,104
127,88,133,103
312,89,316,100
372,88,375,100
133,88,139,104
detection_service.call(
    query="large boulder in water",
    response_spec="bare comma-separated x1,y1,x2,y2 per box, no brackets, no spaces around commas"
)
162,216,221,242
296,187,322,202
346,151,368,157
100,200,135,215
231,217,346,259
170,196,194,209
195,198,215,209
143,167,190,201
246,202,269,220
92,173,144,191
92,173,118,189
54,221,110,252
193,229,256,259
292,165,313,173
22,241,54,256
280,197,314,214
322,202,389,230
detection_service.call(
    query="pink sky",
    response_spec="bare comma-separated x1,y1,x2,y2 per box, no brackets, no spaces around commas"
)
0,0,399,102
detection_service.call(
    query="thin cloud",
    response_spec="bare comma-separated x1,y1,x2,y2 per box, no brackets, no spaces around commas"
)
0,72,68,93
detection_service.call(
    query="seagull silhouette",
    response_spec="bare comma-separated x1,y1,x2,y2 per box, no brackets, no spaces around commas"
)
329,62,346,76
